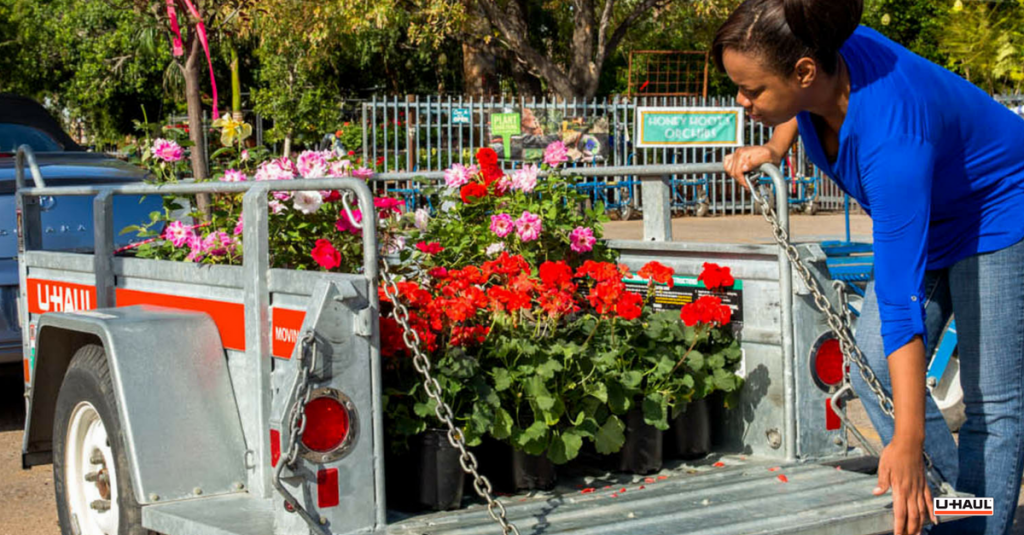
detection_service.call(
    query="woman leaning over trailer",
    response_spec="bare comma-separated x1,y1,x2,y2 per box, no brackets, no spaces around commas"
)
715,1,1024,534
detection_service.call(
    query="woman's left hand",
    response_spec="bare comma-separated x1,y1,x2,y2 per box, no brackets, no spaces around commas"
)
873,437,937,535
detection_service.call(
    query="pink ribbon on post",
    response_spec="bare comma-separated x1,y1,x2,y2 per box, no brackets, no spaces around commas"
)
164,0,220,119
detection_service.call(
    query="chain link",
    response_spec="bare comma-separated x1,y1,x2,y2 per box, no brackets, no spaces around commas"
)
750,185,952,493
380,259,521,535
272,330,331,534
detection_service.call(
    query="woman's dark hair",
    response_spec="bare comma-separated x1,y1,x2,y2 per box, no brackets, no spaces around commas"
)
712,0,863,75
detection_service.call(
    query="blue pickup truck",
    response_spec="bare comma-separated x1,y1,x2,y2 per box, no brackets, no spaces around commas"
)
0,94,161,365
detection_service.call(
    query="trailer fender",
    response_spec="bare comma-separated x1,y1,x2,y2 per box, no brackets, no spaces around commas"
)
23,305,248,505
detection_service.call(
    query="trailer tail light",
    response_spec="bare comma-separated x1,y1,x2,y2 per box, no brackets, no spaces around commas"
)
810,334,845,391
317,468,340,508
299,388,358,464
270,429,281,467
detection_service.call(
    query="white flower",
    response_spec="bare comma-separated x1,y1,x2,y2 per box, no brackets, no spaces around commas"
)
485,242,506,256
268,200,288,214
292,190,323,214
414,208,430,231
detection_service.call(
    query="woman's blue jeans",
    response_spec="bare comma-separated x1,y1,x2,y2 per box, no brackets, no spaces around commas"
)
852,237,1024,535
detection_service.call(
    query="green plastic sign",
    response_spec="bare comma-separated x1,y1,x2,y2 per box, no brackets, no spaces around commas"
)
452,108,470,124
635,107,744,148
491,113,521,159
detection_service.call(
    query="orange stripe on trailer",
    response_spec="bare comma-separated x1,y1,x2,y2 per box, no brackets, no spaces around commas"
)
115,289,246,351
271,307,306,359
23,357,31,384
26,279,97,314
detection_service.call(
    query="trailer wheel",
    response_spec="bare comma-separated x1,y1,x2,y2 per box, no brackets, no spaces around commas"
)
53,345,151,535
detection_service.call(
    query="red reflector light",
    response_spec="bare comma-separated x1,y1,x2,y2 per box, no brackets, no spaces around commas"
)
270,429,281,467
301,396,350,453
317,468,340,508
23,358,31,384
813,338,844,388
825,399,842,431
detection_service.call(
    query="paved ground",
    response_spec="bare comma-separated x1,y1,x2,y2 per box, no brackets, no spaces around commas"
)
3,212,1024,534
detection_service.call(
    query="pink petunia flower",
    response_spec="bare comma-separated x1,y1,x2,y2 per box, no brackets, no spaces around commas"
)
233,214,244,236
336,209,363,234
162,221,192,247
352,167,374,180
292,190,323,214
443,163,477,189
296,150,329,178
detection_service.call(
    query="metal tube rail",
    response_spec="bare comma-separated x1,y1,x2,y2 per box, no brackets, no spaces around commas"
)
15,144,46,189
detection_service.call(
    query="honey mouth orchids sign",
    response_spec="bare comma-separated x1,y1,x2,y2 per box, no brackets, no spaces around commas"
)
636,107,745,148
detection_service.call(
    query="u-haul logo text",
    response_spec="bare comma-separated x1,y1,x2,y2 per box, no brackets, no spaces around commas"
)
934,497,994,516
27,279,97,314
272,307,306,359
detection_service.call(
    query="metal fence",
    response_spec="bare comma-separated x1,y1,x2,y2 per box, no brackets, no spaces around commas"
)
359,95,848,216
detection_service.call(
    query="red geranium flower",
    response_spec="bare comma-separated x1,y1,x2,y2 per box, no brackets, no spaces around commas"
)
576,261,622,283
321,190,342,203
538,289,578,318
374,197,406,217
416,242,444,255
380,316,406,359
428,267,449,279
699,262,735,292
638,261,675,288
588,280,626,315
615,291,644,320
482,164,504,188
460,183,488,203
482,252,529,279
679,295,733,327
476,147,499,168
311,239,341,270
451,325,490,347
539,260,576,292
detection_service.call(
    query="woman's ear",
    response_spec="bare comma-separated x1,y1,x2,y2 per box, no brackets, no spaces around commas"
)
794,57,817,88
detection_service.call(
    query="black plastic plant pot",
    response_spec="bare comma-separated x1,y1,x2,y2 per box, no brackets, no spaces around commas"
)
667,397,712,460
387,429,465,512
618,407,663,474
512,448,558,491
471,437,516,494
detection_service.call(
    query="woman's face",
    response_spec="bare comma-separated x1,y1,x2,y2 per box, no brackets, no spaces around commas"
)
722,49,807,127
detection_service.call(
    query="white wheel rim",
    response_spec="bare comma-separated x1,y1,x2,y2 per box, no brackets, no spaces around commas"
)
65,401,119,535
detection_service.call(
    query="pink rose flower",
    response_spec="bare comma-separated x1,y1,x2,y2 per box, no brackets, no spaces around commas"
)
570,226,596,253
444,163,477,189
511,164,539,193
296,150,329,178
514,211,543,242
490,213,514,238
220,169,247,182
352,167,374,180
336,209,363,234
151,138,184,163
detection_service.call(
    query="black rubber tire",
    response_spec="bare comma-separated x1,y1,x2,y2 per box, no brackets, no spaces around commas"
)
53,344,151,535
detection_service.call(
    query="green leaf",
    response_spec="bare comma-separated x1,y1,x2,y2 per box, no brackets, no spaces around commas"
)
526,376,555,410
687,350,705,370
413,400,436,418
585,381,608,403
492,408,513,440
643,393,669,431
492,368,512,391
536,357,564,379
707,353,726,369
621,370,643,389
714,368,738,391
594,415,626,455
607,381,632,414
548,429,584,465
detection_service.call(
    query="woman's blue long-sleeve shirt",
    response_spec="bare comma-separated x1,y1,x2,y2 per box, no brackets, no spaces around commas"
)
797,26,1024,357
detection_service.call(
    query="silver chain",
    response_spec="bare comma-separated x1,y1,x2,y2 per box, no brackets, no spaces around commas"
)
272,330,331,534
380,259,521,535
750,185,952,493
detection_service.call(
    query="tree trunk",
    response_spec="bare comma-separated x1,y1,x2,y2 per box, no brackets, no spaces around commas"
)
182,35,212,219
508,50,543,97
461,0,499,96
283,135,292,158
